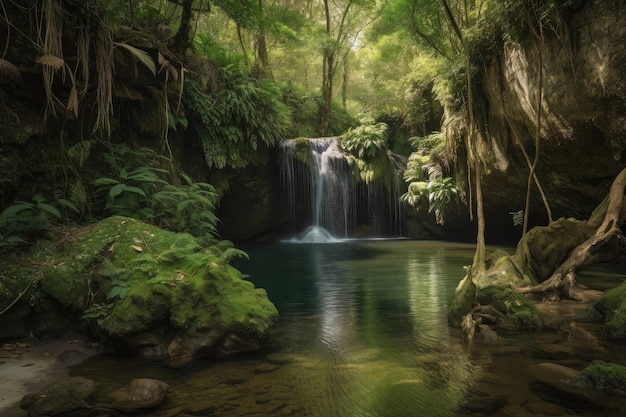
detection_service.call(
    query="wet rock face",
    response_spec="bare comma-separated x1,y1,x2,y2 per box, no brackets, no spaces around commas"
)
464,2,626,223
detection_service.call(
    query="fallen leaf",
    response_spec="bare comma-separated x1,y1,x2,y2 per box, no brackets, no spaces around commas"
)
131,245,143,252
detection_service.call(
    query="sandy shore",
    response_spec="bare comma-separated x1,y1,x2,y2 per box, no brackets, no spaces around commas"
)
0,333,98,416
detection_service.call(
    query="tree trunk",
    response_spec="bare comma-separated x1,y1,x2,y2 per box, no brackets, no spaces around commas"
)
517,167,626,301
171,0,193,54
254,0,273,79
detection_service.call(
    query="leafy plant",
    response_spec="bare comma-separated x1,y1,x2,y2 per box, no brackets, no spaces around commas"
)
94,145,168,219
153,174,220,238
340,122,389,159
184,62,292,169
94,166,167,219
426,177,459,225
0,195,78,249
402,131,459,224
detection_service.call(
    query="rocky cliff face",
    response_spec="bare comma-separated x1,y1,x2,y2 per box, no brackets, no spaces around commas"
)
447,0,626,238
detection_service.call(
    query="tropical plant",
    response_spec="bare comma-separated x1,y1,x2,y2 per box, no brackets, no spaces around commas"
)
340,122,389,159
93,145,168,219
153,174,220,238
402,131,459,224
184,62,292,169
0,195,78,249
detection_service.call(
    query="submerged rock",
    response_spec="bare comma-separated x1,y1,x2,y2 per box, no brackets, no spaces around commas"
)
20,376,96,417
110,378,169,412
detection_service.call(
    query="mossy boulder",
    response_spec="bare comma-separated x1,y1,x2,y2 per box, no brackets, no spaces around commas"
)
513,217,595,282
477,286,542,330
447,276,477,327
588,282,626,339
568,360,626,395
0,216,278,366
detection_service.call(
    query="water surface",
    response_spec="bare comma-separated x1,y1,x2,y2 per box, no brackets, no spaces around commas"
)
66,240,626,416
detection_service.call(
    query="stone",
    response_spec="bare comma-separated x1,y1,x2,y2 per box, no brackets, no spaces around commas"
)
528,362,626,411
20,376,96,417
110,378,169,412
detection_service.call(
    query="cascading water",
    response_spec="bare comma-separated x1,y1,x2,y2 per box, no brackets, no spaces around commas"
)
280,137,407,242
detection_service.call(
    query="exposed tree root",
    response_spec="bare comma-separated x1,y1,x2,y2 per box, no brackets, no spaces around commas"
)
517,167,626,301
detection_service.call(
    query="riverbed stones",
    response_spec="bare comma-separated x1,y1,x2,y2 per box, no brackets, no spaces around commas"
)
110,378,169,412
20,376,96,417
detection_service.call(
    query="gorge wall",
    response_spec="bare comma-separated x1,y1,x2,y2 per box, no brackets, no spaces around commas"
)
444,0,626,243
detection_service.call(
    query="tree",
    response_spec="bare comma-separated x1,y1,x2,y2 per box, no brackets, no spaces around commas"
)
319,0,377,134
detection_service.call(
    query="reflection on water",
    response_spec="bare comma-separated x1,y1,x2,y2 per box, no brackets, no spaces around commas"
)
66,240,626,417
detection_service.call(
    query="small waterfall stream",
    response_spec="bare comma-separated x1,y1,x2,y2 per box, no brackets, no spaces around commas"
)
280,137,406,241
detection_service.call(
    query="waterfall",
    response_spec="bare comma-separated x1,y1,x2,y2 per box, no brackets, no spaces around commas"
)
280,137,406,242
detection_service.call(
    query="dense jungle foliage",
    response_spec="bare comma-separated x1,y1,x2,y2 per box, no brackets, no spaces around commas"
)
0,0,595,259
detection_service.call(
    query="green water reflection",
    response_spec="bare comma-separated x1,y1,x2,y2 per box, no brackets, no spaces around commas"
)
67,240,626,417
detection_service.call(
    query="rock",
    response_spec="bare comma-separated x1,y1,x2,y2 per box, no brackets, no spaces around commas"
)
477,324,499,342
460,394,508,414
0,216,279,367
57,349,87,366
567,360,626,395
528,362,626,410
20,376,96,417
110,378,169,412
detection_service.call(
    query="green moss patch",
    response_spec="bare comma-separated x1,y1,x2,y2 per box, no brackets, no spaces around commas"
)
477,286,542,330
568,360,626,394
1,216,278,344
588,282,626,339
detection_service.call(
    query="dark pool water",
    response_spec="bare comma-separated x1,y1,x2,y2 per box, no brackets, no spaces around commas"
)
62,240,626,417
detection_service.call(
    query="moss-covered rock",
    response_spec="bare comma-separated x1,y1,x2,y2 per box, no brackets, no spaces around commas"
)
477,286,542,330
0,216,279,366
568,360,626,395
588,282,626,339
513,217,595,282
447,276,477,327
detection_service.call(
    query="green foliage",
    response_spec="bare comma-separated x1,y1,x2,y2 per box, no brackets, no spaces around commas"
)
426,177,460,225
279,84,357,137
340,122,389,159
402,132,459,224
153,174,220,238
94,164,167,219
92,145,223,239
184,62,292,169
0,195,78,249
72,216,275,337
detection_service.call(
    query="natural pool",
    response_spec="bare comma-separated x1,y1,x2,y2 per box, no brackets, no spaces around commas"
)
59,240,626,416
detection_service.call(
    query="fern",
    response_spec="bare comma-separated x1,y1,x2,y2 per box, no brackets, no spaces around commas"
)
340,123,389,160
153,179,219,237
184,62,292,169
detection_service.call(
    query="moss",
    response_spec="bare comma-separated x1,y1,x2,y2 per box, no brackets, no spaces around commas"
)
478,286,542,329
447,276,476,327
588,282,626,339
293,137,314,167
569,360,626,393
513,217,594,282
1,216,279,343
